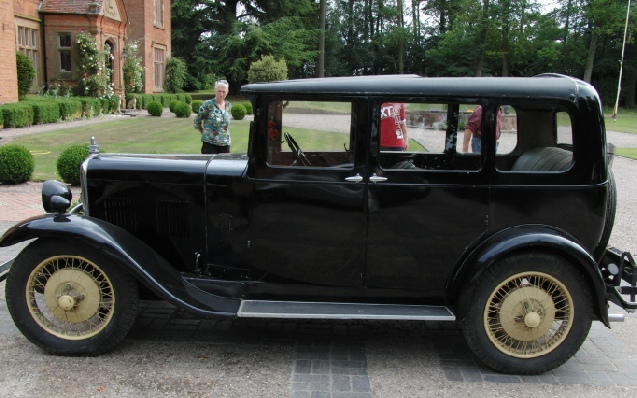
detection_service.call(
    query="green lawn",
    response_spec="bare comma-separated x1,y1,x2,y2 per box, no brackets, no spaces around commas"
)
6,106,637,181
13,116,252,181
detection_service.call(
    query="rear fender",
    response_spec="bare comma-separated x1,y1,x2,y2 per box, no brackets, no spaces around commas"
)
448,225,609,326
0,214,240,315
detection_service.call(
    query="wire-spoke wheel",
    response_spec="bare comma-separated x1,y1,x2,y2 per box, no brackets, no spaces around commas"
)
28,255,115,340
484,271,573,358
6,239,139,355
458,252,592,375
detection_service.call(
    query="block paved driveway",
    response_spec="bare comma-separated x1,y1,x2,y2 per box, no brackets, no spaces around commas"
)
1,279,636,397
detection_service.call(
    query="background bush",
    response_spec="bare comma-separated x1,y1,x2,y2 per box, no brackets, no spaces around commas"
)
0,144,34,184
56,144,89,185
231,104,246,120
247,55,288,83
169,99,181,113
174,102,192,118
239,101,253,115
147,101,163,116
191,100,204,113
16,52,35,100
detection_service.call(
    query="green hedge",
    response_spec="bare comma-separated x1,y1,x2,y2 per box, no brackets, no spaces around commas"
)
80,98,103,118
57,99,83,121
189,93,214,101
1,103,34,128
29,101,60,125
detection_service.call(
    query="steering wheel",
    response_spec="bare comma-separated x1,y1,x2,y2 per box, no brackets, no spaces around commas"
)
284,132,311,166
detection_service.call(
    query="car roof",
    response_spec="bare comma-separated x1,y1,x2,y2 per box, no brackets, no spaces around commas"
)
241,74,596,102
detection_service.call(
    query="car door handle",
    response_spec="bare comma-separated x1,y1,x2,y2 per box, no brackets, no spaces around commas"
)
369,173,387,184
345,173,363,183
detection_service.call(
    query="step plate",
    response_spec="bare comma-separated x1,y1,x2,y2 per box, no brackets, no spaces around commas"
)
238,300,455,321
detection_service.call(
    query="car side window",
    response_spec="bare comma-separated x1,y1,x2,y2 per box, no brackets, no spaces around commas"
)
496,106,574,173
266,100,355,169
379,102,486,171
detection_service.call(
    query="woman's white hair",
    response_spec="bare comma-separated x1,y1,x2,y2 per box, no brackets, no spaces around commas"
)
215,80,229,89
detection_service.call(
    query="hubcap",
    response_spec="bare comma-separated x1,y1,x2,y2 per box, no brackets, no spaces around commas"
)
58,295,76,311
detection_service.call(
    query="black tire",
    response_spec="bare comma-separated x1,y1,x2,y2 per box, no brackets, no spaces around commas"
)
5,239,139,355
457,252,593,374
594,170,617,261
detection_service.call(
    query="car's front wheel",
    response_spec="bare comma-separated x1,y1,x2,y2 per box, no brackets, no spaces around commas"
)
458,252,593,374
6,239,139,355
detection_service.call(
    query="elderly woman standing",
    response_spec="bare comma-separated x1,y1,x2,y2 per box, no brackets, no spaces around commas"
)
194,80,233,154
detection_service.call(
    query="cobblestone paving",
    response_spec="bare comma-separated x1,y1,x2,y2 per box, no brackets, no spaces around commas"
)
2,291,635,395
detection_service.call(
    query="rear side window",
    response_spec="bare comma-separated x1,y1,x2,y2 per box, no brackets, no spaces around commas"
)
496,106,574,173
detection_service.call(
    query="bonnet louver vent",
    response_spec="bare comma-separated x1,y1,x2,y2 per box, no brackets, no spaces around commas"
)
103,198,138,233
156,200,190,239
102,198,189,239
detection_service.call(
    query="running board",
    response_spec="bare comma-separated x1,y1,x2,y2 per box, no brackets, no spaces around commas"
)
237,300,456,321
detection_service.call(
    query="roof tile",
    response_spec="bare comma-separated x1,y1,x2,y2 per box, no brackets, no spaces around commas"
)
40,0,104,14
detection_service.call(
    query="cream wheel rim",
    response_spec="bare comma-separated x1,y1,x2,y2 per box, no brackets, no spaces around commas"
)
27,256,115,340
484,271,574,358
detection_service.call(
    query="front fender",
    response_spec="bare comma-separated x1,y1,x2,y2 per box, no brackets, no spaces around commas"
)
1,214,240,316
448,225,609,326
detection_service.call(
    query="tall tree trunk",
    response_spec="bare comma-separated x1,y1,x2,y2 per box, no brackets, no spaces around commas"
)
583,28,598,83
475,0,490,77
412,0,421,48
317,0,326,77
501,0,511,77
398,0,404,73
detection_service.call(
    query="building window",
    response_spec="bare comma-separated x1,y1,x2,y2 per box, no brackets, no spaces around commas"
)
155,0,164,27
16,26,39,86
59,33,72,72
154,47,165,90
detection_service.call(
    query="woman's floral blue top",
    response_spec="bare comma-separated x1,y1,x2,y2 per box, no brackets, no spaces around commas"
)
194,99,232,146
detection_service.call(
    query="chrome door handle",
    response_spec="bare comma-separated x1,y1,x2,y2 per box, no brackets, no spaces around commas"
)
369,173,387,184
345,173,363,183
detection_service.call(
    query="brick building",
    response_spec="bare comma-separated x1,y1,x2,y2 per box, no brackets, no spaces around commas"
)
1,0,170,105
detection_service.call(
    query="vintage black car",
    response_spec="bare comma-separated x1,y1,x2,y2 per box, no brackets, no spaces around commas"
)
1,74,636,375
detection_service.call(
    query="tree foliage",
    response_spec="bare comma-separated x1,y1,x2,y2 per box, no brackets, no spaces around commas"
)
171,0,637,108
164,57,188,93
248,55,288,83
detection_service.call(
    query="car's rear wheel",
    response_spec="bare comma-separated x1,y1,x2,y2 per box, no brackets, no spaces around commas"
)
458,252,592,374
6,239,139,355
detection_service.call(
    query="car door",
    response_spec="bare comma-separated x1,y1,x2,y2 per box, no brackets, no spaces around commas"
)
364,101,490,298
248,98,368,286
